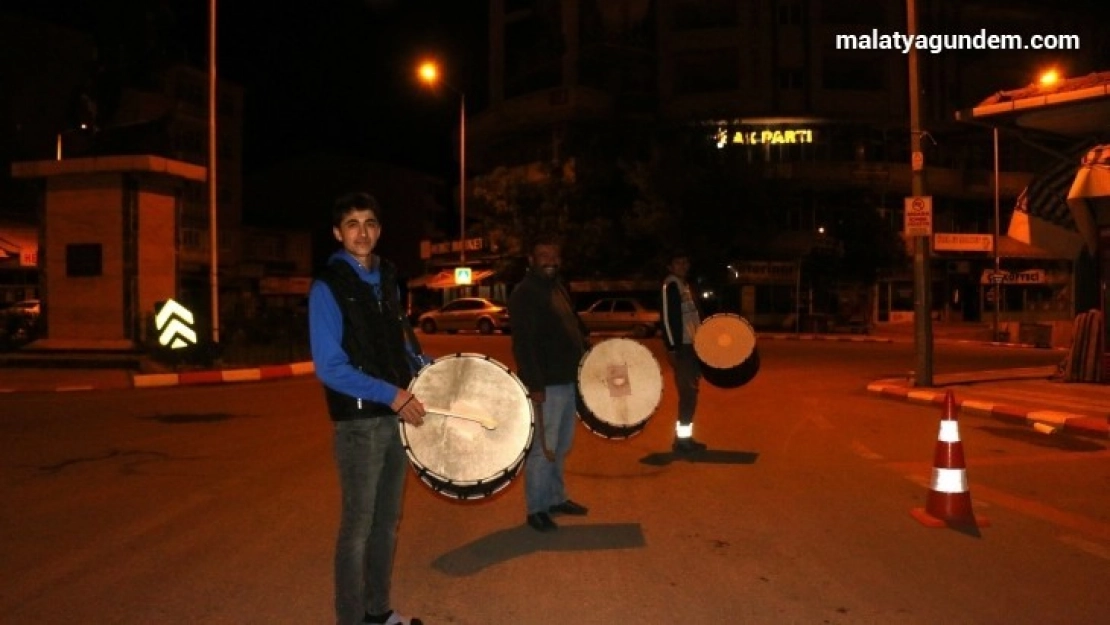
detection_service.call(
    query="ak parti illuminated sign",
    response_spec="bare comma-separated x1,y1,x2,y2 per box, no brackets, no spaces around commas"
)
715,126,815,148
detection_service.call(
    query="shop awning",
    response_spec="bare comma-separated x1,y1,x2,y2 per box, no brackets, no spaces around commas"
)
1066,144,1110,255
408,269,495,290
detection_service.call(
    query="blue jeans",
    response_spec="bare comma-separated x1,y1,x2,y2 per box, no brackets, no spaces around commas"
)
333,417,408,625
674,344,701,426
525,383,578,515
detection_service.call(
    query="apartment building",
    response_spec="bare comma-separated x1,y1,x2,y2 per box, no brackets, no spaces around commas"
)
467,0,1103,327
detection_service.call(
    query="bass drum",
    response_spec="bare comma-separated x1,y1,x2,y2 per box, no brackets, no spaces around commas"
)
693,314,760,388
576,338,663,439
401,353,533,500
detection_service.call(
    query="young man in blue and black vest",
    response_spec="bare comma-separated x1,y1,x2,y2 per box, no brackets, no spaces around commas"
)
309,191,427,625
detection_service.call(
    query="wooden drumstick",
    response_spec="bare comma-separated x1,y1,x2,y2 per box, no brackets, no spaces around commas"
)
424,407,498,430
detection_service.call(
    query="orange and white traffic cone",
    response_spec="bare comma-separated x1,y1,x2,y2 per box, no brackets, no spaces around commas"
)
911,390,990,528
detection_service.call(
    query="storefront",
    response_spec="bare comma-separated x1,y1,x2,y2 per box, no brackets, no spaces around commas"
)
955,71,1110,361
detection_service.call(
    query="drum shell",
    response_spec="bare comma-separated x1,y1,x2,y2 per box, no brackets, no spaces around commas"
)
576,338,663,440
401,353,533,500
700,346,760,388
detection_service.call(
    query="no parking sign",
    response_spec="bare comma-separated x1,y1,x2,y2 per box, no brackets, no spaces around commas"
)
904,196,933,237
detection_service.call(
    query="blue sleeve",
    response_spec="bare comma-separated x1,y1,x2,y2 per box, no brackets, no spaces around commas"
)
308,280,401,405
397,286,432,370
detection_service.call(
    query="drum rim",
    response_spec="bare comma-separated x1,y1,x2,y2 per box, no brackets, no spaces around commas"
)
401,353,534,499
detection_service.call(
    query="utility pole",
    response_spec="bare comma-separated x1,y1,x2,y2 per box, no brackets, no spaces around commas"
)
208,0,220,346
907,0,933,386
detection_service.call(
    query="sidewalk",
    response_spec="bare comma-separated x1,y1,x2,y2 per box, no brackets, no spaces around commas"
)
2,323,1106,440
862,321,1108,441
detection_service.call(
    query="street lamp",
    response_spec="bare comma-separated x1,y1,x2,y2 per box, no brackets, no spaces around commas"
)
417,59,467,266
1038,68,1060,87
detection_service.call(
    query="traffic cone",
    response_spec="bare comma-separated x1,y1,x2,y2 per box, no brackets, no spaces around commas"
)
911,391,990,528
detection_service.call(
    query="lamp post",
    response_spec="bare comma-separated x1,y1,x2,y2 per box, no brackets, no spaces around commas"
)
992,126,1001,341
418,60,466,265
208,0,219,345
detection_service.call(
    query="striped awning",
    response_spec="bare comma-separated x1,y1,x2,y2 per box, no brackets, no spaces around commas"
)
1065,143,1110,254
1006,139,1103,259
408,269,495,290
1013,138,1101,230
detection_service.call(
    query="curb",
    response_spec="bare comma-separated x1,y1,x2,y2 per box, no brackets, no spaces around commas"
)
761,333,892,343
866,379,1109,441
132,361,315,388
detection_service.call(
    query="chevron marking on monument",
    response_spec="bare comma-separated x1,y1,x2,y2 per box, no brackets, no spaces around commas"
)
155,299,197,349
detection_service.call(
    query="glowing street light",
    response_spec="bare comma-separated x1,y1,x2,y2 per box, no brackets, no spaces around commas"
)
1039,68,1061,87
417,59,467,267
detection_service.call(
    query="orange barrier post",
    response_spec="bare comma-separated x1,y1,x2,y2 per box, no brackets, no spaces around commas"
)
911,391,990,528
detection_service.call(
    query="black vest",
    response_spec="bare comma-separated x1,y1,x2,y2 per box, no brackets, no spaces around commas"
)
315,257,413,420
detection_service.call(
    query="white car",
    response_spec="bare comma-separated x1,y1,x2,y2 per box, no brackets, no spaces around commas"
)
578,297,660,337
418,297,510,335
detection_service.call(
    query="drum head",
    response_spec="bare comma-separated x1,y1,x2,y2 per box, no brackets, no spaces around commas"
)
694,314,757,369
577,338,662,439
402,353,533,500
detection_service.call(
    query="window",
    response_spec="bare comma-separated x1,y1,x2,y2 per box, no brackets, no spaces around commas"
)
66,243,102,277
777,68,804,89
673,48,739,94
591,300,613,313
820,0,886,27
671,0,738,30
613,300,636,313
777,2,803,25
822,55,885,90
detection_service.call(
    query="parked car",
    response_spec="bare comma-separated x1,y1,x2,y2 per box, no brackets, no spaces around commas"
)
578,297,660,337
0,299,42,347
3,299,41,317
418,297,510,335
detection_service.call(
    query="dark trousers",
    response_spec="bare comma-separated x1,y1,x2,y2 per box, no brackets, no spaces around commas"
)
333,417,407,625
674,343,700,426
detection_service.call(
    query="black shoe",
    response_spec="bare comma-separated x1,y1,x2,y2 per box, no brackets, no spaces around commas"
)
549,499,589,516
526,512,558,532
673,438,708,454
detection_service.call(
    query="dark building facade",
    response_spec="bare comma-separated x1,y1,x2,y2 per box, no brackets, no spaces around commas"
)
462,0,1105,332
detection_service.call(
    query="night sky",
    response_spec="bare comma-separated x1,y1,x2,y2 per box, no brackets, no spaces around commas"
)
8,0,488,180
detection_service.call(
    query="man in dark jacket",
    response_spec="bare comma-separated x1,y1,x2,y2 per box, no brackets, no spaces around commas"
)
661,249,707,454
308,191,426,625
509,237,590,532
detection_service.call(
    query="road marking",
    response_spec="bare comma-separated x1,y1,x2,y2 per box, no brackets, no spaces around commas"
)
890,460,1110,541
808,414,835,430
1058,535,1110,561
850,440,884,460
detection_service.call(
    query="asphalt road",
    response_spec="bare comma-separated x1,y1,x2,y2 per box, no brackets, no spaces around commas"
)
2,336,1106,624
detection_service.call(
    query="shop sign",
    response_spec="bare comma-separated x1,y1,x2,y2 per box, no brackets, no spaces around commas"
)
727,261,798,284
978,269,1045,285
423,237,485,257
934,233,992,252
715,127,815,148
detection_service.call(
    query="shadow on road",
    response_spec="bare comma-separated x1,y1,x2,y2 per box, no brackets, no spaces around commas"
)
638,449,760,466
432,522,646,576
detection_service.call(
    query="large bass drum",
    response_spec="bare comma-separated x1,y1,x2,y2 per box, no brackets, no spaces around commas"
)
576,338,663,439
693,314,760,388
401,353,533,500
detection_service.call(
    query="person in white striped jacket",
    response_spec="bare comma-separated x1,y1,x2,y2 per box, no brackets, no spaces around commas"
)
660,249,707,454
